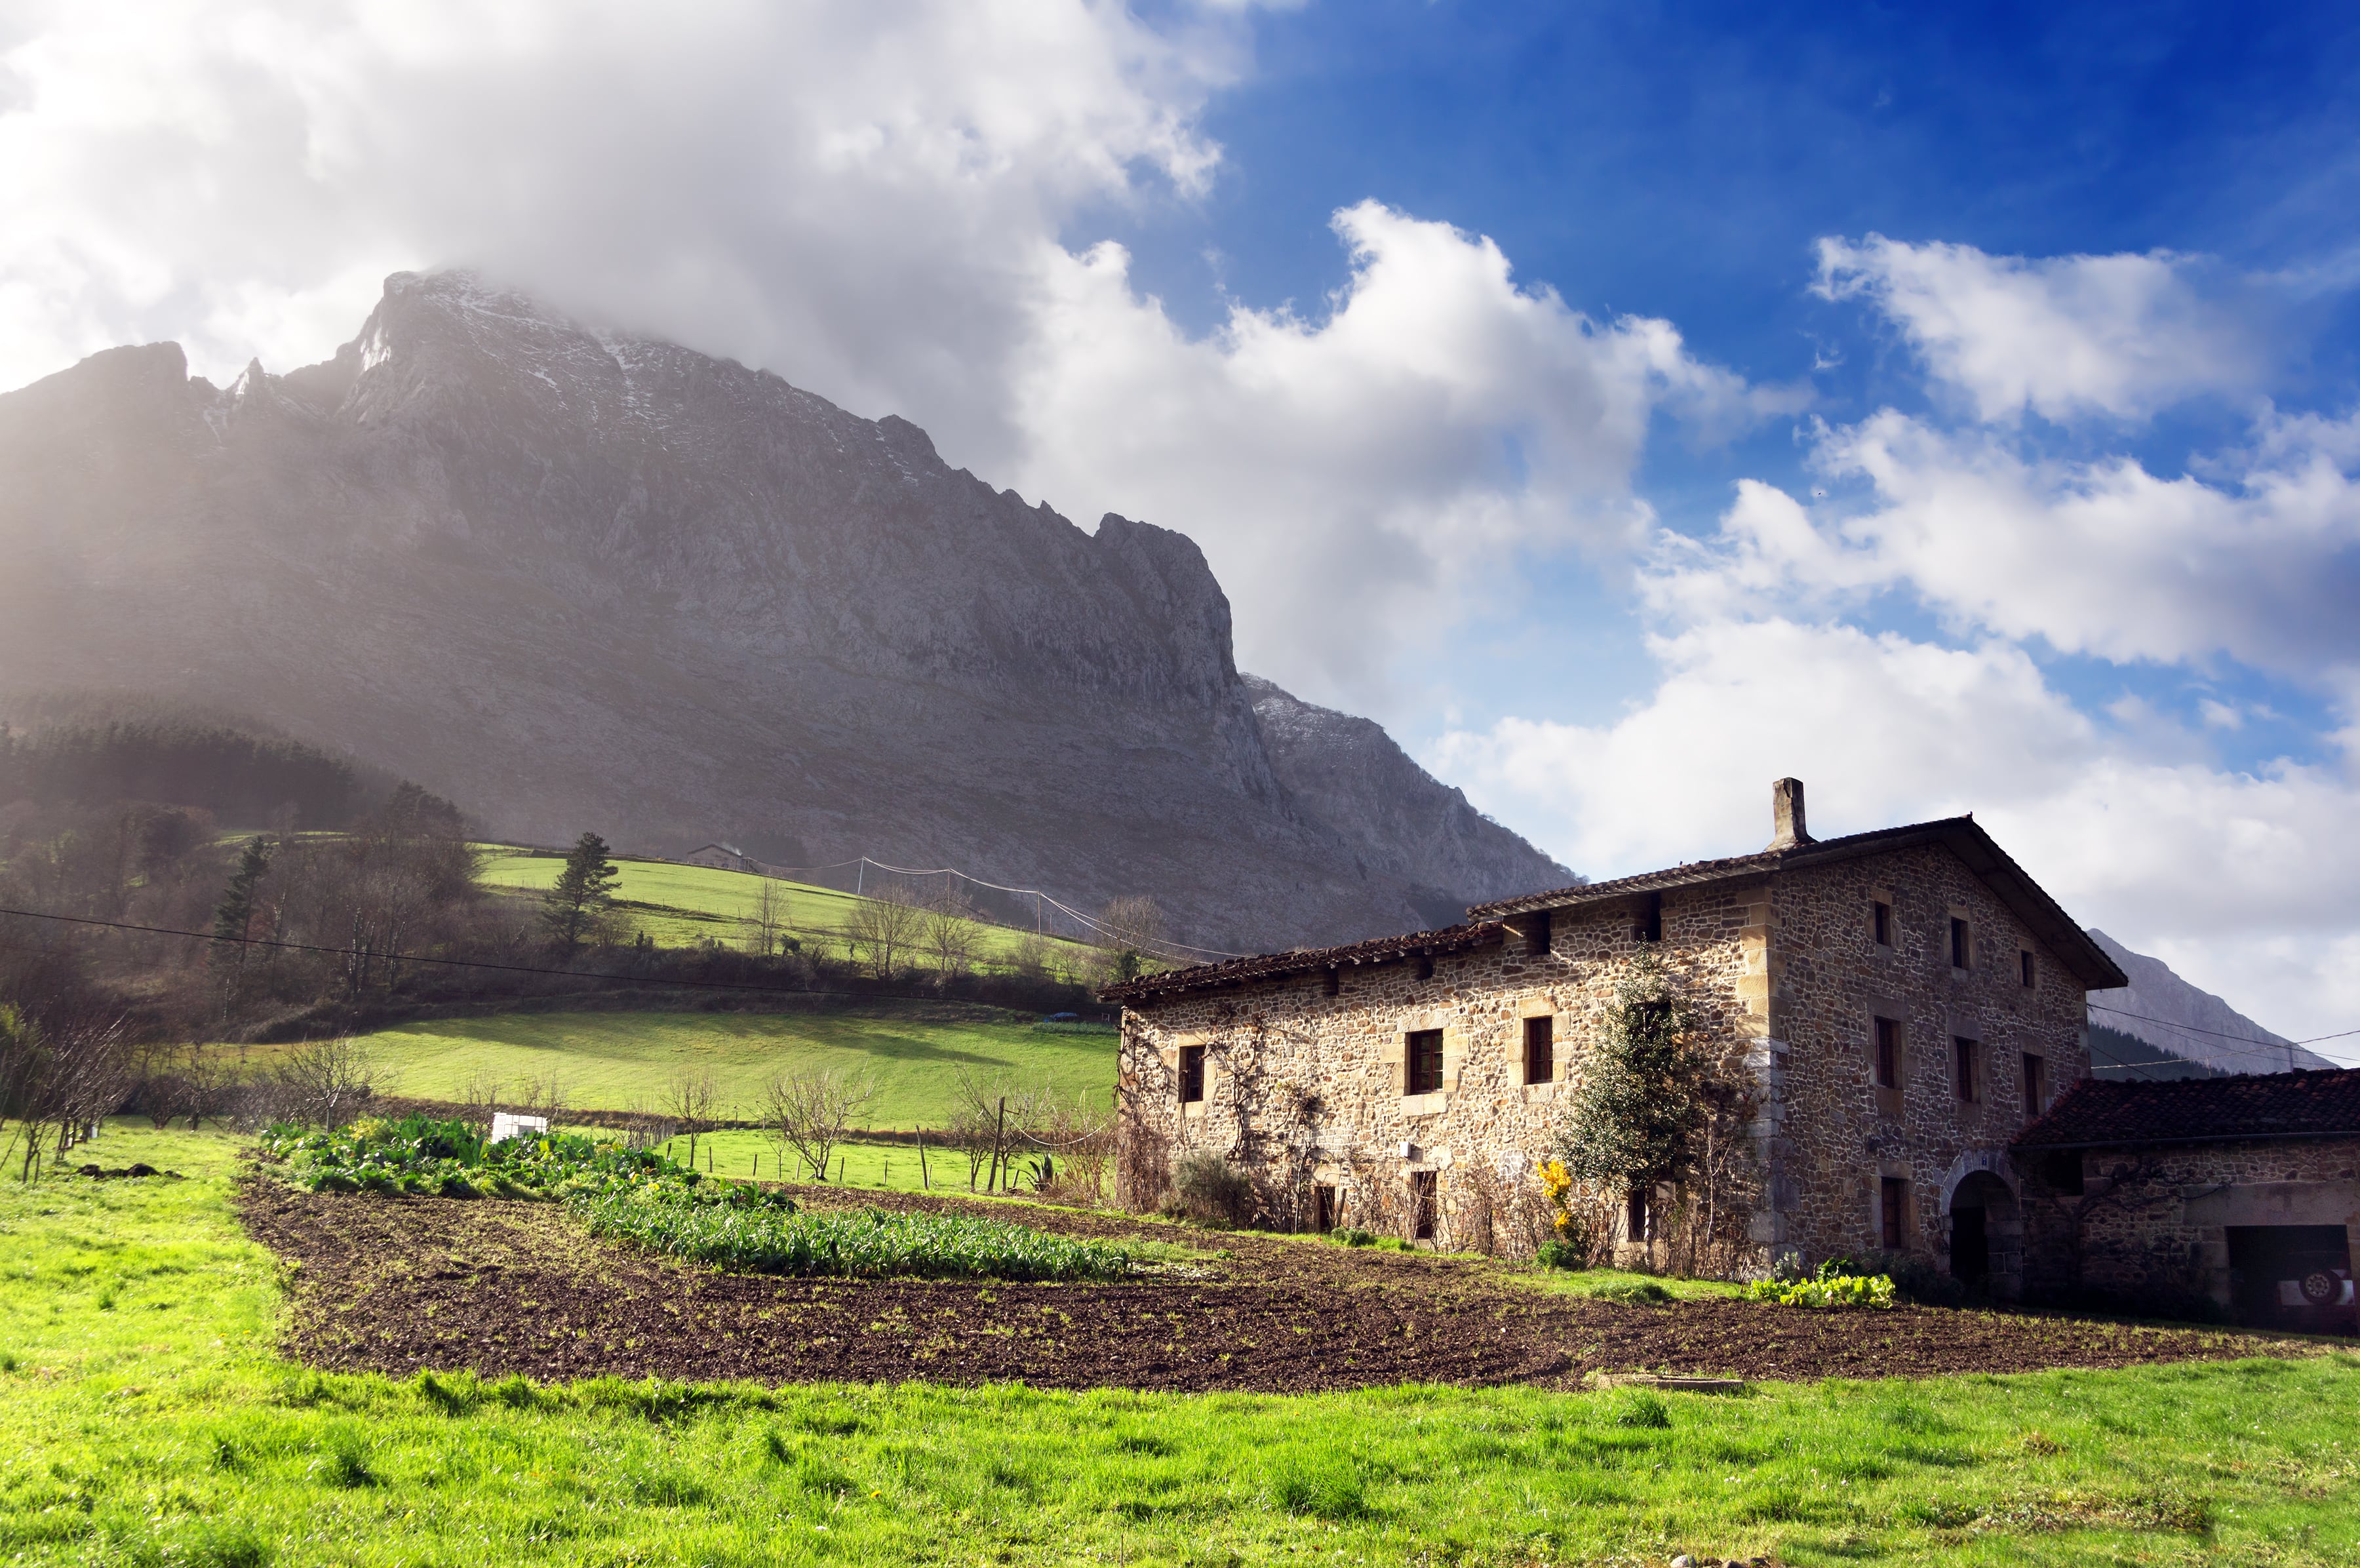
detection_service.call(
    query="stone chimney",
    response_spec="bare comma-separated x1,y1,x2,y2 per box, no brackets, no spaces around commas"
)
1769,777,1813,850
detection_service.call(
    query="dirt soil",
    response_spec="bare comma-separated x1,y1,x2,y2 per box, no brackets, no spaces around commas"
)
235,1181,2316,1392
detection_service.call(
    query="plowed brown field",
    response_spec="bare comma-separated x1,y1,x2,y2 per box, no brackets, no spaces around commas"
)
237,1181,2310,1391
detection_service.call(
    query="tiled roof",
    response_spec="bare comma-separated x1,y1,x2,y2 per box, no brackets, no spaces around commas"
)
1468,815,2127,990
2014,1068,2360,1150
1099,920,1505,1004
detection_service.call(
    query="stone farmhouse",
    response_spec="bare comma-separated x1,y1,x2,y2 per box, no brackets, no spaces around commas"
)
1107,779,2132,1292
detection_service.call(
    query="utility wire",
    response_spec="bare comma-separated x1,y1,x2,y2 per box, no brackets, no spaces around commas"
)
2087,1000,2357,1050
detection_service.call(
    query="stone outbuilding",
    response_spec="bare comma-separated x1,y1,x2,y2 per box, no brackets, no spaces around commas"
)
2013,1070,2360,1331
1107,779,2131,1288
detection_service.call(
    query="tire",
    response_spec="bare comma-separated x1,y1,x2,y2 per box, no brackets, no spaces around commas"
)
2300,1269,2336,1304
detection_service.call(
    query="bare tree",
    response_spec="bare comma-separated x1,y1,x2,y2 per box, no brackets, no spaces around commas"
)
841,886,924,981
178,1044,240,1131
739,878,792,958
1010,930,1054,981
760,1067,875,1181
1010,1084,1116,1205
918,888,982,983
271,1036,378,1129
458,1063,505,1134
662,1067,720,1167
1096,895,1166,983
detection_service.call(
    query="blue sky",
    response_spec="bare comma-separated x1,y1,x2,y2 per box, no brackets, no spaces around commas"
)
5,0,2359,1048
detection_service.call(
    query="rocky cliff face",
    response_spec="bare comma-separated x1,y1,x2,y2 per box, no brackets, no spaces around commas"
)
0,271,1568,951
2085,930,2334,1074
1241,675,1573,929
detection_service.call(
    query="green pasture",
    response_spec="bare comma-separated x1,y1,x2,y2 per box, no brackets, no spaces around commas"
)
650,1129,1040,1190
476,848,1105,971
4,1127,2359,1566
314,1007,1118,1128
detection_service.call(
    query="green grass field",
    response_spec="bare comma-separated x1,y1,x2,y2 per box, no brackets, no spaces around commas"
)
309,1008,1118,1129
477,848,1107,973
4,1125,2359,1566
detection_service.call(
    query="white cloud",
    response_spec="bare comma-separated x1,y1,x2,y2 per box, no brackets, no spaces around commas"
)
0,1,1790,707
1432,616,2360,1050
1646,408,2360,674
0,0,1238,467
1817,234,2259,423
1008,202,1796,695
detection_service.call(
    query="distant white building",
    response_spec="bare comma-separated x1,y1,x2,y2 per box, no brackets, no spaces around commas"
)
683,842,758,872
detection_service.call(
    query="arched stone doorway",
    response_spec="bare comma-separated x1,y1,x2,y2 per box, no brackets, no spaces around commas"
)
1948,1170,2022,1299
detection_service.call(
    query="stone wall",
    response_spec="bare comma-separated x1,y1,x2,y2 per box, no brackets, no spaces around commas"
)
1117,880,1765,1253
1763,845,2092,1285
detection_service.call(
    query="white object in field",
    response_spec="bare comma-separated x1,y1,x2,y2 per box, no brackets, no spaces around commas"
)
490,1112,550,1144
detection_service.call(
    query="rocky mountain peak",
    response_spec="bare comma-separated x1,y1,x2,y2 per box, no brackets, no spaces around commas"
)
0,270,1571,951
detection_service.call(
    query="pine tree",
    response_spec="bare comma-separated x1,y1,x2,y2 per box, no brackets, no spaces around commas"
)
1556,945,1711,1208
209,836,275,974
541,831,623,954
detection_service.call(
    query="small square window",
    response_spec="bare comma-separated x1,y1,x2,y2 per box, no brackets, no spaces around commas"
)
1874,1017,1902,1089
1178,1044,1206,1104
1952,1036,1978,1102
1880,1176,1908,1249
1526,911,1553,956
1415,952,1434,981
1872,900,1893,946
1523,1015,1554,1086
1950,917,1971,970
1406,1029,1445,1095
2019,949,2036,988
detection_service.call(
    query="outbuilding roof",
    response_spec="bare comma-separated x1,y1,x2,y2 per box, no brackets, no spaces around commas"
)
1099,920,1505,1004
1466,815,2126,990
2013,1068,2360,1150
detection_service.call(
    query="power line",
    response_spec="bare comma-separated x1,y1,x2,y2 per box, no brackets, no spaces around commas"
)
2086,1000,2355,1050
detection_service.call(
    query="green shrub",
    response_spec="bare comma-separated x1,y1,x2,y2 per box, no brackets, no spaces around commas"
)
1169,1152,1255,1227
580,1198,1131,1282
1535,1240,1584,1271
1336,1228,1378,1248
1590,1279,1672,1304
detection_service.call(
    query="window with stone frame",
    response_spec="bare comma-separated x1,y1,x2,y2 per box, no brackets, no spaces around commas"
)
2019,949,2036,988
1312,1184,1339,1233
1952,1036,1978,1102
1874,1016,1903,1089
1405,1029,1445,1095
1872,898,1893,947
1178,1044,1206,1104
1950,916,1973,970
1522,1015,1554,1086
1880,1175,1908,1249
2022,1053,2047,1116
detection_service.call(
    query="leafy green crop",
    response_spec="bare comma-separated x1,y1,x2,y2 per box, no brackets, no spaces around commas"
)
1741,1263,1897,1308
578,1195,1132,1280
260,1114,1124,1280
259,1114,789,1209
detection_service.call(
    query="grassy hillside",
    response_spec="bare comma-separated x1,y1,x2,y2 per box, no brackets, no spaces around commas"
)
477,848,1109,973
298,1008,1118,1127
4,1127,2358,1567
